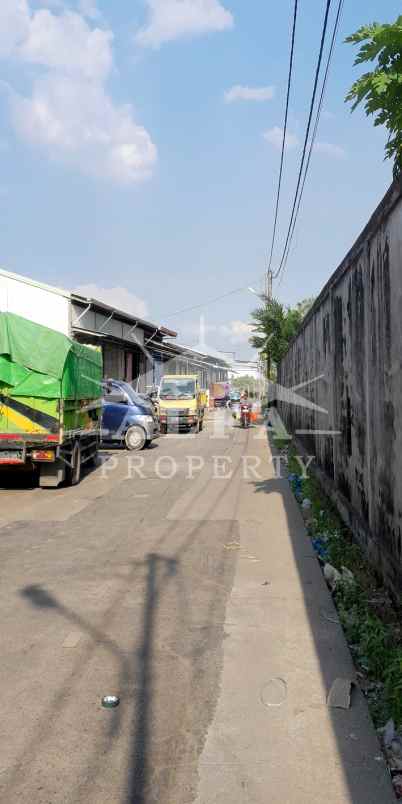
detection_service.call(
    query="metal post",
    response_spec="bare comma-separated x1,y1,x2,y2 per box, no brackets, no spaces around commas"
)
266,267,273,380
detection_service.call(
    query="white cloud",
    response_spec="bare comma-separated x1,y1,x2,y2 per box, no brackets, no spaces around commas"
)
19,9,113,81
224,84,275,103
136,0,234,48
314,141,346,159
11,75,157,183
263,126,299,151
220,320,253,344
78,0,101,21
0,1,157,184
32,0,65,9
74,284,149,320
0,0,30,59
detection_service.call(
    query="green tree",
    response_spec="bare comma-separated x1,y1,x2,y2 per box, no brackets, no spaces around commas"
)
231,375,259,396
249,297,313,378
345,16,402,177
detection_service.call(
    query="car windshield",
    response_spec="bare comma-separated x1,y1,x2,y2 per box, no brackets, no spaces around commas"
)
106,382,149,407
159,379,196,399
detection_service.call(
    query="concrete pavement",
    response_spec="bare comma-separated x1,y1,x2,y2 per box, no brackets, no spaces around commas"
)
0,414,395,803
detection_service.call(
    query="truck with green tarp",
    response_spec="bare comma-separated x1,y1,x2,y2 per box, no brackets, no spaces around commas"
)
0,312,102,486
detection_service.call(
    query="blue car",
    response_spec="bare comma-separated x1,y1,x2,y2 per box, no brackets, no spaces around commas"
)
101,380,160,451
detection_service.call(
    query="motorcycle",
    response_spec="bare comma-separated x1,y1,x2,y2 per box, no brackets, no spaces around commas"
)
240,401,251,429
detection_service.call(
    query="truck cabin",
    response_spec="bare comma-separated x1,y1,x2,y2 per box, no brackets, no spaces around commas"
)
159,377,197,401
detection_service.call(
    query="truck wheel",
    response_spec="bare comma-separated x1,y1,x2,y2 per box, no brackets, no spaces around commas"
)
125,425,146,451
66,441,81,486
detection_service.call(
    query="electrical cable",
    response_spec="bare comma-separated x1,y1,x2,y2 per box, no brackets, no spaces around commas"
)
163,274,267,320
277,0,345,285
267,0,299,273
273,0,333,280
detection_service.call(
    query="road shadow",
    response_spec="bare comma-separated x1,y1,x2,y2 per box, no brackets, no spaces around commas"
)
0,469,39,490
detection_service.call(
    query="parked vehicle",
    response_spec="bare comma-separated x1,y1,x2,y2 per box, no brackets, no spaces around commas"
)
0,312,102,487
210,381,229,408
102,380,159,450
158,374,206,433
240,400,252,429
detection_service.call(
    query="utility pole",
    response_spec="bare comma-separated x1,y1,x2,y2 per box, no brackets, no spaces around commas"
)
265,268,273,302
265,267,273,381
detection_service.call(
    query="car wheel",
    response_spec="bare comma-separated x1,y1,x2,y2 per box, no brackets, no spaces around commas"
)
125,425,147,451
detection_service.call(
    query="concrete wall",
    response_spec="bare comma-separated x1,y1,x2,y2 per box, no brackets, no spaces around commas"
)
0,269,70,335
278,177,402,595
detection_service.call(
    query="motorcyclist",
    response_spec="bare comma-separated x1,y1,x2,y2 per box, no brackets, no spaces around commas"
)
240,390,251,427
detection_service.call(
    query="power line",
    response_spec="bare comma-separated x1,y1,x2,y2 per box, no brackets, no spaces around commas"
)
163,274,266,320
273,0,333,280
277,0,345,285
267,0,299,274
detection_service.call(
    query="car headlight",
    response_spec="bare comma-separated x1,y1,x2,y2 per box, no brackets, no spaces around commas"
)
136,415,154,424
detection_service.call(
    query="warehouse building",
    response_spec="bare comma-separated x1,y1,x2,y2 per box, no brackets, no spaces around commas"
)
0,269,229,391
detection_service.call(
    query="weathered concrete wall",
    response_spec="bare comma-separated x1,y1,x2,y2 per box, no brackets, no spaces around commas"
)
278,177,402,595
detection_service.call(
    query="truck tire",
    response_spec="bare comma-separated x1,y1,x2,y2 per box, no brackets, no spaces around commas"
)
125,425,146,451
65,441,81,486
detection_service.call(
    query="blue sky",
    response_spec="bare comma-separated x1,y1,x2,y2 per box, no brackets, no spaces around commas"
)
0,0,400,358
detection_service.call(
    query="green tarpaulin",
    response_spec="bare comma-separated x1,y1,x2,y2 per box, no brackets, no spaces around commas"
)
0,312,102,400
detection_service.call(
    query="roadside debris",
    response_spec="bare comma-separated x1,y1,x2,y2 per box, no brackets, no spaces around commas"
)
312,536,329,562
392,774,402,798
224,542,241,551
324,562,341,590
279,437,402,785
101,695,120,709
383,719,396,748
323,563,355,591
327,678,353,709
341,566,355,585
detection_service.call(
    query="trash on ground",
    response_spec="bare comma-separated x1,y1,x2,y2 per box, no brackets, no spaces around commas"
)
383,719,396,748
102,695,120,709
224,542,241,550
341,566,355,585
394,781,402,800
324,562,341,590
327,678,353,709
312,537,329,561
392,774,402,798
262,581,270,586
301,498,312,509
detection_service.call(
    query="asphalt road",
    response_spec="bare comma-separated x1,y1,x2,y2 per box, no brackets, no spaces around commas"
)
0,412,247,804
0,412,395,804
